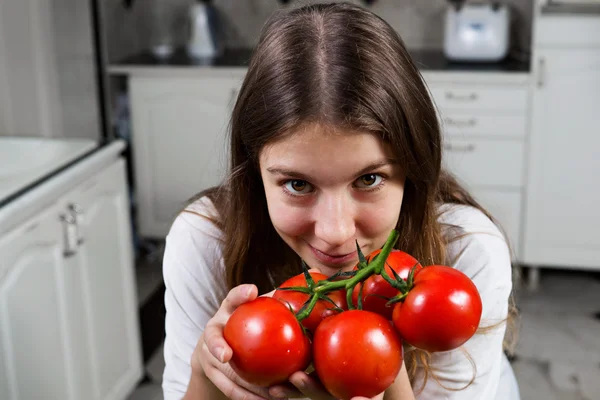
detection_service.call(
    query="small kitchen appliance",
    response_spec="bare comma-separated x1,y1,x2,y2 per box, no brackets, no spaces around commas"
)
187,0,222,59
443,2,511,62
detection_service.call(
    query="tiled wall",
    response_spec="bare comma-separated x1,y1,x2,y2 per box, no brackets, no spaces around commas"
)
102,0,534,63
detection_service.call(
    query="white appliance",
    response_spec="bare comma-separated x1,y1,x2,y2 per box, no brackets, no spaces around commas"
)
187,1,221,59
443,3,511,62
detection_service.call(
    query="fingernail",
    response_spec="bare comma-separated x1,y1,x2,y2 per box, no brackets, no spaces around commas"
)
296,379,307,389
214,347,224,362
246,285,254,297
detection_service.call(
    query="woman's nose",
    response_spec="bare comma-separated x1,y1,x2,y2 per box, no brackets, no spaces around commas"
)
314,194,356,248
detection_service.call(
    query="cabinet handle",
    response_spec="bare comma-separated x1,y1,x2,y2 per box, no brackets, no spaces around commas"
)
444,143,476,153
444,117,477,128
60,214,78,258
68,203,85,245
445,92,478,102
537,57,546,88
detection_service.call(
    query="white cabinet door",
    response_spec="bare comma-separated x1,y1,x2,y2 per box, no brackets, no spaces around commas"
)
130,72,246,238
63,159,143,400
0,204,74,400
471,189,523,257
443,138,525,189
524,49,600,269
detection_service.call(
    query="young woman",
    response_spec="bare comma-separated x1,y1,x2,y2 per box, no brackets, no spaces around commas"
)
161,3,520,399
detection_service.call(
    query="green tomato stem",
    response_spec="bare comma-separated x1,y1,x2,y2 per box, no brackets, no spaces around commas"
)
346,286,355,310
380,267,408,293
295,292,321,322
294,230,400,320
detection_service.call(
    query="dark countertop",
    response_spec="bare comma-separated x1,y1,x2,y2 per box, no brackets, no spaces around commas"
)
541,3,600,15
410,49,530,73
109,47,530,74
113,47,255,68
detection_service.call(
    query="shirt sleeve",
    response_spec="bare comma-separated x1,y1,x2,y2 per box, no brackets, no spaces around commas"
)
161,199,228,400
413,205,514,399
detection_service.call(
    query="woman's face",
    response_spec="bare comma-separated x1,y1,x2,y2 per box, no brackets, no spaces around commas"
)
259,124,406,276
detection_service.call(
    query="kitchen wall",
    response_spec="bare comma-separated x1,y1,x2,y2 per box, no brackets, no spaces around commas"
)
0,0,101,139
102,0,534,64
51,0,101,140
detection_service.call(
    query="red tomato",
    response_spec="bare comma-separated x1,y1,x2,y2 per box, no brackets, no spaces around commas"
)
352,249,423,319
392,265,482,352
274,271,348,332
223,297,311,386
313,310,403,400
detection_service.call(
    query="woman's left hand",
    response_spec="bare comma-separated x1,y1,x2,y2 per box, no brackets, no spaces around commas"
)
268,371,384,400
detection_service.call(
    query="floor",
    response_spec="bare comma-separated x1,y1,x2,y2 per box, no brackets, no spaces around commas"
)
128,266,600,400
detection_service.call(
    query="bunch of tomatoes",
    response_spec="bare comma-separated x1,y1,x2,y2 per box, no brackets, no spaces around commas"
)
223,230,483,399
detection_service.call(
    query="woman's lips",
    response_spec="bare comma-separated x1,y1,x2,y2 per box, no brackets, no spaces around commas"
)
309,244,357,265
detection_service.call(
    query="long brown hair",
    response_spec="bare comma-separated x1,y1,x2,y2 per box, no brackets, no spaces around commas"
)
191,1,517,387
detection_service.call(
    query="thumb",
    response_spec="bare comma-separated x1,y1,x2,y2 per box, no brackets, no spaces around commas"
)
221,284,258,314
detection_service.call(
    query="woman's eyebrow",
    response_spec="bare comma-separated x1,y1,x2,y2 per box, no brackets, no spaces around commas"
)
266,159,398,181
354,159,398,176
265,167,315,181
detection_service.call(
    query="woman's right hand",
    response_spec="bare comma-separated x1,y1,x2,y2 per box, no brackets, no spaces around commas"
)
191,284,278,400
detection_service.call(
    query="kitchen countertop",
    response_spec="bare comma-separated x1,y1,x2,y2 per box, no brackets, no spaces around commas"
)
541,3,600,15
0,137,100,207
108,47,530,76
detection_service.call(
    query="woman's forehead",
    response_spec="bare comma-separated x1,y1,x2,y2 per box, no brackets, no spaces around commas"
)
259,124,397,180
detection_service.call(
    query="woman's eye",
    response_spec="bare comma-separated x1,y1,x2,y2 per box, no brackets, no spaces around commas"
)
355,174,383,188
284,180,313,194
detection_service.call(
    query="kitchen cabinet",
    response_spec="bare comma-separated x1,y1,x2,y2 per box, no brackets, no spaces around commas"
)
129,70,246,238
0,205,72,400
423,73,531,259
126,68,532,247
0,155,143,400
524,46,600,270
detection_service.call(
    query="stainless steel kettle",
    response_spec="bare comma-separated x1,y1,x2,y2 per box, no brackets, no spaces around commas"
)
187,0,222,59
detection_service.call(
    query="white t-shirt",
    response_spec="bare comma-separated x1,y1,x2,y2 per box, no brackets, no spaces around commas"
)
161,197,520,400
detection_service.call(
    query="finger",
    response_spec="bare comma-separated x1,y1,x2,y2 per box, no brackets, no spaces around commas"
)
351,392,385,400
268,382,305,398
221,363,278,399
202,326,231,363
268,370,321,399
204,284,258,362
204,366,269,400
288,371,335,400
261,288,276,298
221,284,258,315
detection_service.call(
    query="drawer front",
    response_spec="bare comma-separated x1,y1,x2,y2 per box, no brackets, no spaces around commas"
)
439,111,527,139
471,189,523,257
430,85,529,112
536,15,600,47
443,139,525,188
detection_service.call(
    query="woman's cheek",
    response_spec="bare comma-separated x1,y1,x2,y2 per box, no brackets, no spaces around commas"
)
266,199,313,237
356,196,403,238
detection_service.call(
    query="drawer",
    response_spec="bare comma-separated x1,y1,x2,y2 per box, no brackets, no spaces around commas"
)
443,139,525,188
430,85,529,112
536,15,600,47
439,111,527,139
471,189,523,258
